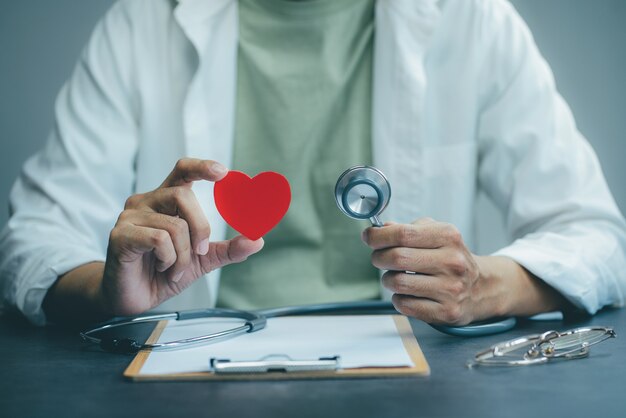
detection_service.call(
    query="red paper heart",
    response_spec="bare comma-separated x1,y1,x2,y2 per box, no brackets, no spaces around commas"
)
214,171,291,240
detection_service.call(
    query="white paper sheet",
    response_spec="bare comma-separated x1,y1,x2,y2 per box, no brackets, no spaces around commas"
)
139,315,414,375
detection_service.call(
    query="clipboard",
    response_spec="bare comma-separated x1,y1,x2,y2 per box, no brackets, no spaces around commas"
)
124,315,430,381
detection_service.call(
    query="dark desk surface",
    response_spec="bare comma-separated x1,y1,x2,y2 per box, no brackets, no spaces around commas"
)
1,308,624,418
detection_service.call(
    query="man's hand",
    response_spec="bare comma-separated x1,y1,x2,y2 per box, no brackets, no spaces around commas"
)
100,158,264,316
362,218,567,325
43,159,264,322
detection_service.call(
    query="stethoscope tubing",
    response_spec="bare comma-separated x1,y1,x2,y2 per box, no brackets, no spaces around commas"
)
260,301,516,337
81,302,517,354
81,308,267,353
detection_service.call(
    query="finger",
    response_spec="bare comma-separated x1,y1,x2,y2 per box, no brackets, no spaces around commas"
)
392,294,465,325
139,188,212,255
200,235,265,272
160,158,228,188
371,247,446,274
412,217,436,225
391,294,445,324
361,221,397,241
125,211,192,281
110,224,177,273
363,222,463,250
381,271,444,302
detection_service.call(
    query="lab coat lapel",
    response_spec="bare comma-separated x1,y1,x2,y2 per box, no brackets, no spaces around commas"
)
372,0,441,224
173,0,237,234
174,0,233,52
173,0,239,306
173,0,238,174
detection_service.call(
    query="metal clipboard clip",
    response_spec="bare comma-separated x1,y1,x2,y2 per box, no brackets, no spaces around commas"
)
210,354,341,374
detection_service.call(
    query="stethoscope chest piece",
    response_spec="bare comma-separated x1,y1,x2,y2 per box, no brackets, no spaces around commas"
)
335,166,391,227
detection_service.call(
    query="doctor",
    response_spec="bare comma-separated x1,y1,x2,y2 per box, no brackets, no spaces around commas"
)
1,0,625,326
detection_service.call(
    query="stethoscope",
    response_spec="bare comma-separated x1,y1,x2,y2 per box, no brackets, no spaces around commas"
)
81,166,515,354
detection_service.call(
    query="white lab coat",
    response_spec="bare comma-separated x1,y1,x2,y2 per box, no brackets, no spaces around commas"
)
1,0,625,325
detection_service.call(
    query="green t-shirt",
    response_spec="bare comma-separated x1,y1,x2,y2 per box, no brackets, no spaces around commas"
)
218,0,379,309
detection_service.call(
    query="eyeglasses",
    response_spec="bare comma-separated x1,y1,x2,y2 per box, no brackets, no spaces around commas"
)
468,326,616,367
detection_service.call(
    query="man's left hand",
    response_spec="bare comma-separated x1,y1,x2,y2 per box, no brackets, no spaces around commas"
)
363,218,498,325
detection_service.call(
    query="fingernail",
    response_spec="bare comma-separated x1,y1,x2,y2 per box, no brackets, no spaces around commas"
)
210,163,228,176
172,271,184,283
197,239,209,255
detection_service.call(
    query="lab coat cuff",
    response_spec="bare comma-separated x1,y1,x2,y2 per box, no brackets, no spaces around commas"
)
492,241,602,315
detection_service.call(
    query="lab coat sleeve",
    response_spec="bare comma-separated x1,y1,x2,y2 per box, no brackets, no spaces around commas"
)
0,2,139,325
476,1,626,314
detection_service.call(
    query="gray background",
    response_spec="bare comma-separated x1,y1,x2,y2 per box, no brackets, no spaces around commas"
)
1,0,625,253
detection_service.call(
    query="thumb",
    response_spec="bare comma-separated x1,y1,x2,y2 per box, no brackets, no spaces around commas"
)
203,235,264,270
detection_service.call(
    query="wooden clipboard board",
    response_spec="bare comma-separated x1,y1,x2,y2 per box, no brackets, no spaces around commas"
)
124,316,430,381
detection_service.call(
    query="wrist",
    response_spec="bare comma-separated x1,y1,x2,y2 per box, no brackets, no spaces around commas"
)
474,255,512,318
476,255,566,318
42,262,109,324
91,265,112,318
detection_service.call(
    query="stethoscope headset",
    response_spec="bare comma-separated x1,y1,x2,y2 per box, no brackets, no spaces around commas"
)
81,166,516,354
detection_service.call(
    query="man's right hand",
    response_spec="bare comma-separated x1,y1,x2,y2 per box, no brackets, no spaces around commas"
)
99,158,264,316
43,159,264,323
